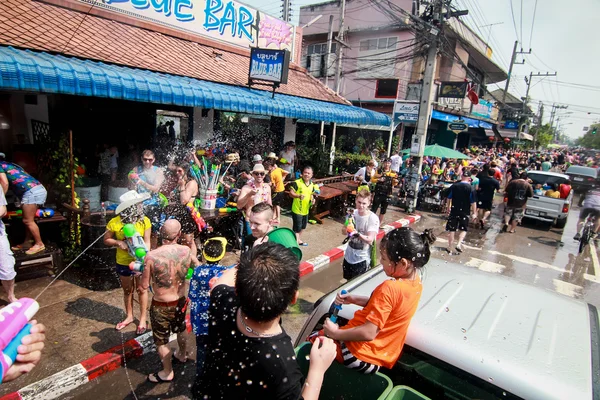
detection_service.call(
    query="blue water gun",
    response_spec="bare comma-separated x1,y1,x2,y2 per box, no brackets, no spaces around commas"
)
330,290,348,323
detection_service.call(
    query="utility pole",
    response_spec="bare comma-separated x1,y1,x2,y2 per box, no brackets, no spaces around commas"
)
532,101,543,148
282,0,291,22
324,15,334,88
406,0,443,213
524,71,556,111
499,41,529,120
334,0,346,95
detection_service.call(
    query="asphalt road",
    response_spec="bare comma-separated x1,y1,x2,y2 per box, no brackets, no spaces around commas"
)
60,197,600,399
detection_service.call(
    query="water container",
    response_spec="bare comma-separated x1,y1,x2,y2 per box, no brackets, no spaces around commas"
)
80,214,120,290
384,386,432,400
108,185,129,204
295,342,393,400
266,227,302,260
75,178,101,211
199,189,218,210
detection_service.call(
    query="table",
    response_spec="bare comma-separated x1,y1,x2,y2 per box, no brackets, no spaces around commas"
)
311,179,358,224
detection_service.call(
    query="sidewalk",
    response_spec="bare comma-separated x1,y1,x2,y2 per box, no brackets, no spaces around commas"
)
0,206,419,399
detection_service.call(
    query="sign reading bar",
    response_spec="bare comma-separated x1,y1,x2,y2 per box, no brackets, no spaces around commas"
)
393,101,419,124
79,0,294,52
504,120,519,130
249,48,290,83
439,82,467,99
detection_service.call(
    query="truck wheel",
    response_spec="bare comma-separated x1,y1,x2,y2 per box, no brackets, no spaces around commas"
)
555,217,567,229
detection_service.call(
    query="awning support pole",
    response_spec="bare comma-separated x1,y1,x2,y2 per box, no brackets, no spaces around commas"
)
329,122,337,175
386,119,395,158
319,121,325,152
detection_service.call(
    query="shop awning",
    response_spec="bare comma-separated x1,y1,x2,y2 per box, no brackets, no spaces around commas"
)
0,46,390,127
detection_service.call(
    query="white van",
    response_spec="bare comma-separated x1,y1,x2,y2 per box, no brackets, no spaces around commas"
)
295,260,599,400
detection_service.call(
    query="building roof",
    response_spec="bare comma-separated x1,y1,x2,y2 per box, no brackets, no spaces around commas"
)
486,89,523,105
0,0,348,105
0,46,391,126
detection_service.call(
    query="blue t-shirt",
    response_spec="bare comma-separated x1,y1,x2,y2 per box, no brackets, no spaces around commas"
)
188,263,235,336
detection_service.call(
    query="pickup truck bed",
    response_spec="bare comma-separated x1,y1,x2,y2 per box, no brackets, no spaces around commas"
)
522,171,572,228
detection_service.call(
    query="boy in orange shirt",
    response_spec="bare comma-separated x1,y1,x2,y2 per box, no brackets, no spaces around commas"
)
322,227,436,373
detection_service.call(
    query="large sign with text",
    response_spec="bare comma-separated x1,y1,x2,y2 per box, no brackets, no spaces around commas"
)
471,99,493,119
80,0,294,51
249,48,290,83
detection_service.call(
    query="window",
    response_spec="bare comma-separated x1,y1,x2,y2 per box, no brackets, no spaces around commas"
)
359,37,398,51
356,37,399,79
376,79,399,98
307,42,337,55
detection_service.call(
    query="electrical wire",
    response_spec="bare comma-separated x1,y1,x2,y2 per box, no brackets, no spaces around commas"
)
61,0,100,54
528,0,538,48
508,0,520,41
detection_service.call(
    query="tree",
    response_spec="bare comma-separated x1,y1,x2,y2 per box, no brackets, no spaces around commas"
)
576,124,600,149
529,123,554,149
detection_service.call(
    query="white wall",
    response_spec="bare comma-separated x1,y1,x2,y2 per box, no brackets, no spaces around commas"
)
192,108,214,145
284,118,296,143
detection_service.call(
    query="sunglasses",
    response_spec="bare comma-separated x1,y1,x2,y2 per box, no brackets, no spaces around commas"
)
252,172,265,176
143,158,154,162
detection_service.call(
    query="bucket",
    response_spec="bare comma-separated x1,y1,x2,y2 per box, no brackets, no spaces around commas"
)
266,227,302,261
199,189,218,210
108,185,129,204
75,178,101,211
80,214,120,290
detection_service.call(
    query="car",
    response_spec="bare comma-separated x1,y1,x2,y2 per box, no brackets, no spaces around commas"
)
295,260,599,400
566,165,599,194
522,170,572,229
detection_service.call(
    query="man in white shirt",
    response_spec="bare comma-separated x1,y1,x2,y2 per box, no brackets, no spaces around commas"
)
390,151,402,174
341,189,380,280
279,141,297,177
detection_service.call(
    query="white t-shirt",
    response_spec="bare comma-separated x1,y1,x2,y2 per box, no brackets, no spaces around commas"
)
390,154,402,173
583,189,600,209
344,210,380,265
280,149,296,174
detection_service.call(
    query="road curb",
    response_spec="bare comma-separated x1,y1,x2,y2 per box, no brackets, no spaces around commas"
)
0,321,191,400
299,215,421,277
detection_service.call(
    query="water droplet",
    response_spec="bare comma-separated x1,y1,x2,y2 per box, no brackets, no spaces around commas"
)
445,307,449,312
463,336,467,340
265,353,271,359
461,328,466,333
247,380,253,385
488,377,494,382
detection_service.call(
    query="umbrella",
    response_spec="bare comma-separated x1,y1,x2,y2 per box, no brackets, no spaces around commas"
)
401,144,471,160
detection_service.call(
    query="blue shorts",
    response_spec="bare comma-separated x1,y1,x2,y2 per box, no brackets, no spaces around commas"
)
116,264,136,277
21,185,47,205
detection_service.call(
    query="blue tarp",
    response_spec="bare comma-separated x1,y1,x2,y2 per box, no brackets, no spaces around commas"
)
0,46,391,126
431,110,494,129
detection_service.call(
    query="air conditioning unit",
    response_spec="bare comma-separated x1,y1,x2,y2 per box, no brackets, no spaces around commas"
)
309,54,322,77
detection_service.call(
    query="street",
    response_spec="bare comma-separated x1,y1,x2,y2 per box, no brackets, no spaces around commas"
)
54,195,600,400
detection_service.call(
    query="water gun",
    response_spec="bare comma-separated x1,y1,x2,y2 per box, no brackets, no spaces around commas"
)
6,209,55,219
128,171,140,183
0,298,39,384
158,193,168,208
123,223,148,273
330,290,348,323
186,266,194,280
218,207,237,213
186,201,207,232
344,212,356,235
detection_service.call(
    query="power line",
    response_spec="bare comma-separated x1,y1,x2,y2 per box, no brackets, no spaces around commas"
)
529,0,538,48
509,0,520,40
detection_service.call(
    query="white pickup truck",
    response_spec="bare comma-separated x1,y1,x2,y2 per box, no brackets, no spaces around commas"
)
521,170,573,229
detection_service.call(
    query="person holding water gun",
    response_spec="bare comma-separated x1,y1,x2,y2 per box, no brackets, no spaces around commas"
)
164,161,199,263
104,191,151,334
128,149,165,249
138,219,191,384
318,227,435,374
0,298,46,384
289,165,320,246
188,237,235,378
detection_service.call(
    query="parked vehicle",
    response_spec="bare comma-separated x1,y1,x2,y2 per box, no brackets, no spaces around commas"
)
522,170,572,228
566,165,599,193
295,260,600,400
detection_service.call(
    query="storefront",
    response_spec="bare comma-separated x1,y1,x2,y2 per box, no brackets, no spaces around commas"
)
0,0,391,170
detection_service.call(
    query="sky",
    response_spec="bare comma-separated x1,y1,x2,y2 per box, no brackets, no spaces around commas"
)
247,0,600,139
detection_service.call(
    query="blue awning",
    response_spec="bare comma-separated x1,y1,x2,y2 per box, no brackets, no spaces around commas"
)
0,46,390,127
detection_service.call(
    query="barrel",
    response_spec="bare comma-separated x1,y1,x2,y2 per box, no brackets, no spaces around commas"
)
267,227,302,261
75,178,101,211
108,185,129,204
80,214,120,290
199,189,218,210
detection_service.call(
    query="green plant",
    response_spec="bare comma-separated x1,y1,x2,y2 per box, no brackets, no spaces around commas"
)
297,129,330,177
49,135,82,206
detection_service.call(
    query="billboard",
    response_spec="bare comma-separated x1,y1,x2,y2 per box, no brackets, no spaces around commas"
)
393,101,419,124
79,0,294,51
439,82,467,99
249,48,290,83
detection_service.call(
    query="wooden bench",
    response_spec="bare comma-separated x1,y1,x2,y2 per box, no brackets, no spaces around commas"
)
311,186,344,224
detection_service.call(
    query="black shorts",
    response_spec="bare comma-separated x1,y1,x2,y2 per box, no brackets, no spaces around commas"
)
272,192,285,207
581,208,600,221
292,212,308,233
446,213,469,232
478,199,493,211
343,259,369,280
371,194,389,215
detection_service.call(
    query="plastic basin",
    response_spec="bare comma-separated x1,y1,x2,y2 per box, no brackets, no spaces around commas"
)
295,342,393,399
267,227,302,260
385,386,432,400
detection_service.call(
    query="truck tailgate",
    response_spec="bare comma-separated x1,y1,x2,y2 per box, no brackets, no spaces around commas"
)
526,196,564,217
